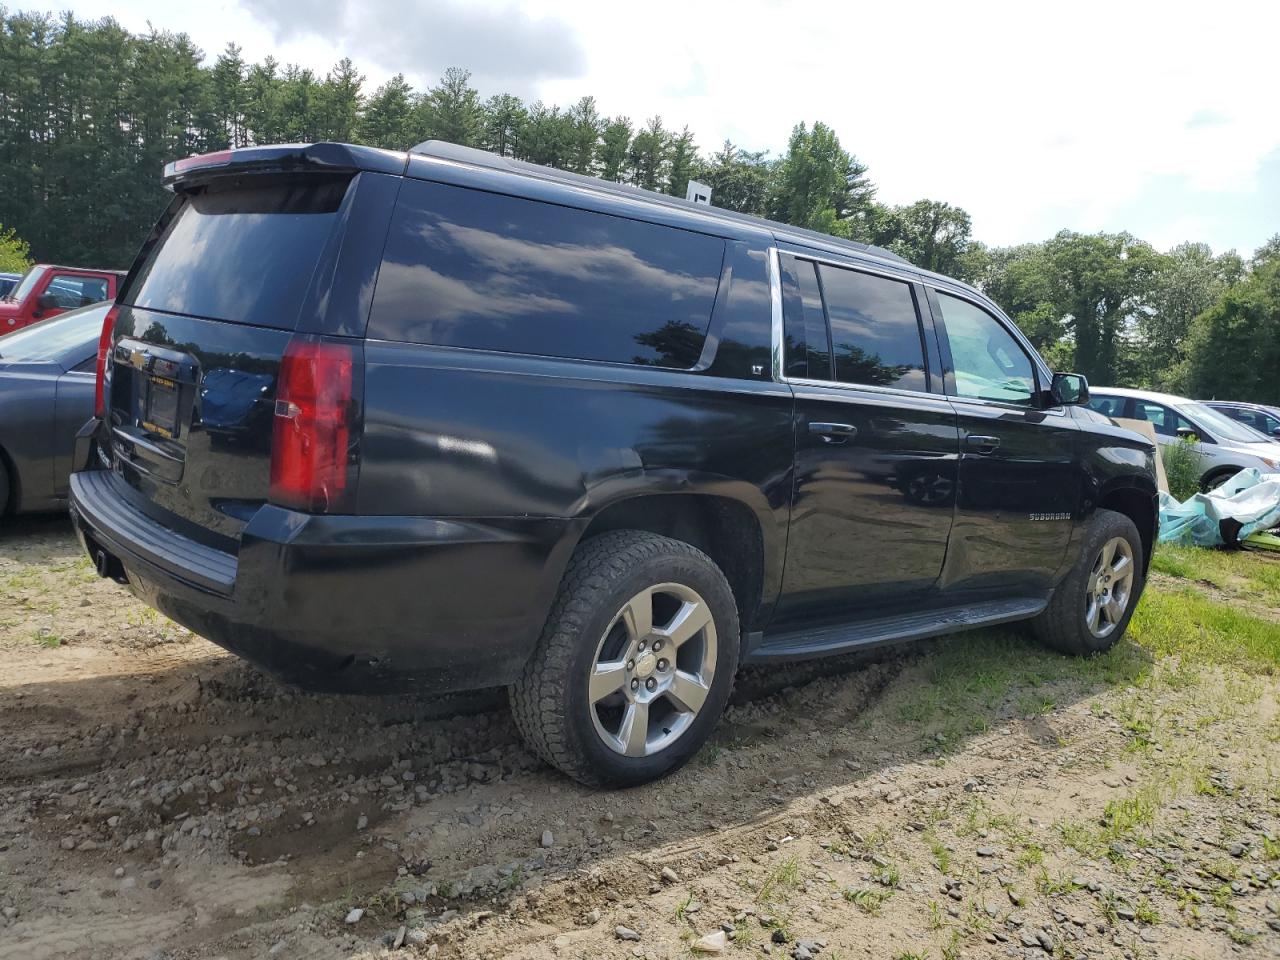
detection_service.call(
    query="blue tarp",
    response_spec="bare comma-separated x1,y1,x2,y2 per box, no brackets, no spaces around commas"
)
1158,468,1280,547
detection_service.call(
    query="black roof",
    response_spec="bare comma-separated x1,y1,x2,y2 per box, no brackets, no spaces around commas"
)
410,140,911,268
162,140,915,272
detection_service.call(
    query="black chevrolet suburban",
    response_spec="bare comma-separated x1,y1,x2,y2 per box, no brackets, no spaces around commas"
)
70,141,1159,786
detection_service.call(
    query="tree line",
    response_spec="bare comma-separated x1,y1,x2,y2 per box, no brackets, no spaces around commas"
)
1,9,1276,402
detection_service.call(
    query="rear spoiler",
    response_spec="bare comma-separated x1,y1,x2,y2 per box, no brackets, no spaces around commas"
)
162,142,409,190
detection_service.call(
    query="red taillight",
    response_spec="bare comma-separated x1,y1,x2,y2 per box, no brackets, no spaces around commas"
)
269,338,355,513
94,305,118,417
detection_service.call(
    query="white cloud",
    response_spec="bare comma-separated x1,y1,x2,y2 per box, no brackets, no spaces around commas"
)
67,0,1280,252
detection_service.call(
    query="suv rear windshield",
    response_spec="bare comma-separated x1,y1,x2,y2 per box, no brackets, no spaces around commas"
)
368,179,726,368
123,175,350,329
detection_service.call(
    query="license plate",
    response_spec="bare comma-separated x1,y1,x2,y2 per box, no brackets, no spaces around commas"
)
141,375,180,439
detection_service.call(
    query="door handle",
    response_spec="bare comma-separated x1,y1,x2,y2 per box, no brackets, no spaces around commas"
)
965,434,1001,455
809,422,857,444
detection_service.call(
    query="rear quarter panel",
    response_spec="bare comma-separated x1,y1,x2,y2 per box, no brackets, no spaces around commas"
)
358,342,795,611
0,368,61,511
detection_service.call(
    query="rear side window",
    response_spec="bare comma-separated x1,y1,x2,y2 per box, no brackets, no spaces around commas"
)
1087,395,1127,418
779,255,831,379
818,264,927,392
368,179,725,368
124,175,350,328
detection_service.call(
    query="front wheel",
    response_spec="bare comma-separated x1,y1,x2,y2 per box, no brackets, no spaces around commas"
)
509,530,739,787
1033,508,1145,656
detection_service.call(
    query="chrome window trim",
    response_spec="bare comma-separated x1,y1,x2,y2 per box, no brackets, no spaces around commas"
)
768,244,1068,417
768,246,784,382
769,246,932,402
778,245,924,285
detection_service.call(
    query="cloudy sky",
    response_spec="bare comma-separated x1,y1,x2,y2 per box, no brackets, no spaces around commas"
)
65,0,1279,256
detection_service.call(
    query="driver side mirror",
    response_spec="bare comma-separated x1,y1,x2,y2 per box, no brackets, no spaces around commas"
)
1176,426,1200,442
1271,426,1280,439
35,292,59,312
1049,372,1089,406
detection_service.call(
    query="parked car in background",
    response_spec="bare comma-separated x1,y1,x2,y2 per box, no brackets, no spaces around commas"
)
0,301,106,516
1087,386,1280,489
0,272,21,299
0,264,125,335
1205,400,1280,441
71,142,1158,787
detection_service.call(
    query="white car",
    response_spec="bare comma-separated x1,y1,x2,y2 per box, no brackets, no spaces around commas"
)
1087,386,1280,490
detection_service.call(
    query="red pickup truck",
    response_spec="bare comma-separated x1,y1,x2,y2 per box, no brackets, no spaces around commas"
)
0,265,126,335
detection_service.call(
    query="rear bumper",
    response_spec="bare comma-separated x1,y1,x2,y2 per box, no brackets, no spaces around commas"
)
70,468,578,693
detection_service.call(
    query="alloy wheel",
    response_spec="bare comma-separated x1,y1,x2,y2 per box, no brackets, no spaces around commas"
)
588,582,717,757
1085,536,1135,639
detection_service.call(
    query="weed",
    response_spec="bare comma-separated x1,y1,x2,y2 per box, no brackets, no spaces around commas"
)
757,855,801,904
842,886,891,915
926,899,944,930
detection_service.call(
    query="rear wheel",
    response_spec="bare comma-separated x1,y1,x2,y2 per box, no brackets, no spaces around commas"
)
509,530,739,787
1200,468,1238,493
1033,508,1144,656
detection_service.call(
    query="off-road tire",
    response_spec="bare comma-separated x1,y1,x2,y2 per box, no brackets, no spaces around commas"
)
509,530,739,787
1033,508,1145,656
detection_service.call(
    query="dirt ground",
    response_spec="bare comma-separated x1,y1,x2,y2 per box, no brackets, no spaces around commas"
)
2,516,1278,960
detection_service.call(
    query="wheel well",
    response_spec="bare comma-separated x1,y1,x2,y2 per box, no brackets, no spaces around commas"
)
1098,487,1155,572
1200,465,1240,487
579,494,765,637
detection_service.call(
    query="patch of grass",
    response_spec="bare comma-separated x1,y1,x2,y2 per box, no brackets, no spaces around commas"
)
1153,542,1280,606
1129,586,1280,673
1262,835,1279,861
34,631,63,649
756,855,801,904
1014,843,1045,869
926,832,951,874
926,899,944,930
1015,691,1057,716
1134,897,1160,925
842,886,892,915
675,891,695,923
1035,869,1080,896
1102,788,1159,837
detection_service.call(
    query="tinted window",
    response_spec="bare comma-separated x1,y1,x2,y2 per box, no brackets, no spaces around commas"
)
779,255,831,379
1134,401,1196,438
125,175,350,328
1087,395,1127,418
818,264,926,391
46,275,108,309
936,293,1035,406
369,179,725,367
1227,407,1280,436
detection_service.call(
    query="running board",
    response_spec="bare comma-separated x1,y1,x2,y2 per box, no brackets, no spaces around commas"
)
748,596,1048,662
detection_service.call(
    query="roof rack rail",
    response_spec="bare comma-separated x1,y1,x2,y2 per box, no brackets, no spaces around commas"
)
409,140,911,267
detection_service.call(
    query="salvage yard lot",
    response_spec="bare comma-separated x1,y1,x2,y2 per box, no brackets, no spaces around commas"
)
1,519,1278,960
